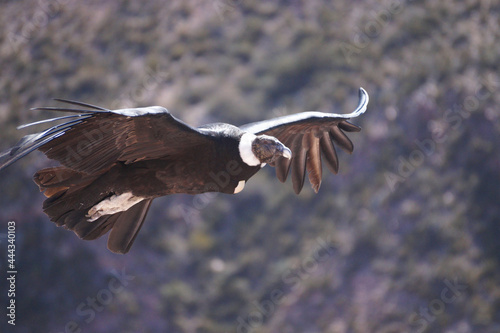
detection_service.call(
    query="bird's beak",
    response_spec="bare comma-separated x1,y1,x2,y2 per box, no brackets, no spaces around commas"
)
280,146,292,159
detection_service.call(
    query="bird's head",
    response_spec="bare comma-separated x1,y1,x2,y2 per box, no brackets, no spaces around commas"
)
252,135,292,164
239,133,292,166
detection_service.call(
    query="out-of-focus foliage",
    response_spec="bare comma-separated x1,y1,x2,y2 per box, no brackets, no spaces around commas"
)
0,0,499,332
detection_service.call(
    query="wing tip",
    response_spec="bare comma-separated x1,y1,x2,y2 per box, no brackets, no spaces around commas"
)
352,87,369,118
311,182,320,193
338,120,361,133
31,98,109,113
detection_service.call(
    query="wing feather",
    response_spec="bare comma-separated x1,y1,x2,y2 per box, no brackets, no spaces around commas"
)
338,120,361,132
319,132,339,174
241,87,368,193
0,100,215,174
330,126,354,153
275,155,292,183
51,98,109,111
291,134,307,194
305,132,322,193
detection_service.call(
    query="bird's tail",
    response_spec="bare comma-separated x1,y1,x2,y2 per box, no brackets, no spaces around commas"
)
34,166,152,254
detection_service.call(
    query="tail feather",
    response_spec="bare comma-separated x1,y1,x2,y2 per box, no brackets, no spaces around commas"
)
55,209,111,237
107,199,153,254
33,166,152,254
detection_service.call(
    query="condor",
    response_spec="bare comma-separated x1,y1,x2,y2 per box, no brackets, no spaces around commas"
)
0,88,369,254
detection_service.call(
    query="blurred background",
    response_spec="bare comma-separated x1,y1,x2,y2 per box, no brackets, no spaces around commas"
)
0,0,499,332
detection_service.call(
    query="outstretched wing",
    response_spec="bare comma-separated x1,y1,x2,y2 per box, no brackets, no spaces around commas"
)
0,99,216,174
240,88,369,194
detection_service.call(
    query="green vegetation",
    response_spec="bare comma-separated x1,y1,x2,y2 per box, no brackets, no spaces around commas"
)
0,0,499,332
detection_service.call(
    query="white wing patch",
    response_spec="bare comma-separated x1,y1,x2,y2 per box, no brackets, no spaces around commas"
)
112,106,169,117
87,192,145,222
239,132,261,166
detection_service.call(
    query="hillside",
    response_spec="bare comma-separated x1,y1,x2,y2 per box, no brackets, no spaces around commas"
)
0,1,499,332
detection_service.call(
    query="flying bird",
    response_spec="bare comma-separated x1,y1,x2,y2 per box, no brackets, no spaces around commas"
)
0,88,369,254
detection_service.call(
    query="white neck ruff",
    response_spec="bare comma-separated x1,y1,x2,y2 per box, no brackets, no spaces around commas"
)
239,133,261,166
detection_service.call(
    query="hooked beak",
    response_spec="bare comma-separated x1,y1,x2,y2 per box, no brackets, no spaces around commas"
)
279,146,292,159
